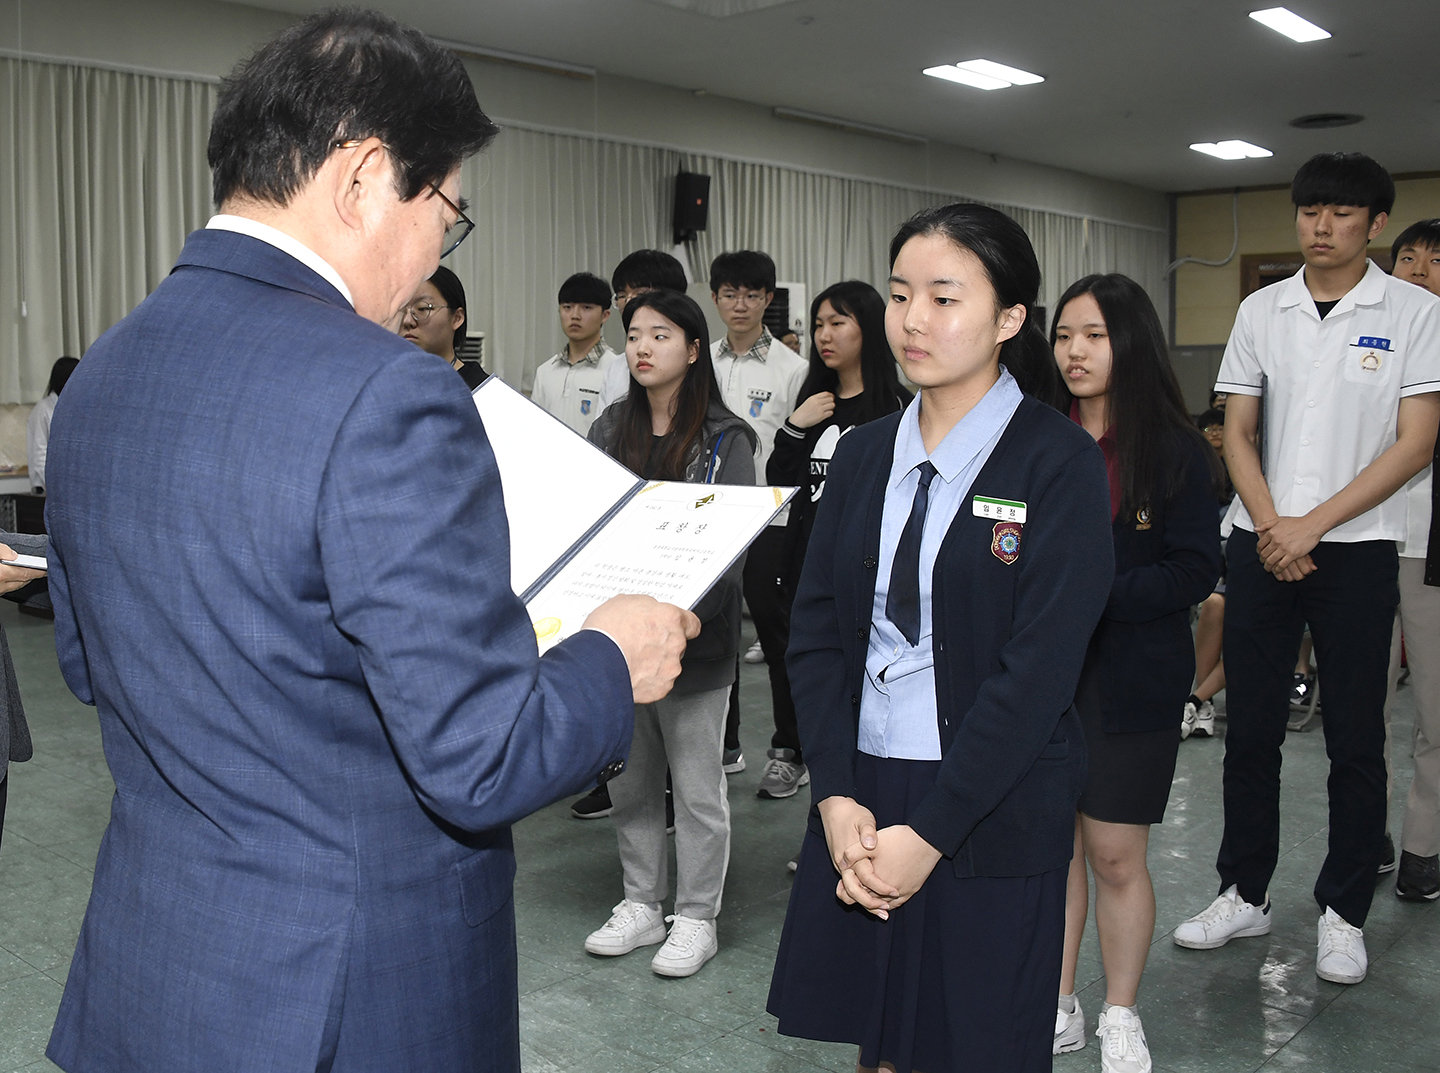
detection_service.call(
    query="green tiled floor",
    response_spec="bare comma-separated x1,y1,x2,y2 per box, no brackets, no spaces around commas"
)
1,597,1434,1072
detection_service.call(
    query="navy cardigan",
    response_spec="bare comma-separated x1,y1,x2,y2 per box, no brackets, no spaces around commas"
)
1081,431,1222,734
788,395,1115,879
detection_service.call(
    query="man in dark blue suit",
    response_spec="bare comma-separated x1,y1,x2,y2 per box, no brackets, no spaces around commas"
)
43,11,696,1072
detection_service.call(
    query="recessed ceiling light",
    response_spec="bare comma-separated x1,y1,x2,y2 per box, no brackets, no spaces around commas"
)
1249,7,1331,43
923,59,1044,91
1190,140,1274,160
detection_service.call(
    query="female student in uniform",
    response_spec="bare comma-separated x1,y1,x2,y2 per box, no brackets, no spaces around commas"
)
769,281,913,593
1050,274,1222,1072
399,266,487,388
767,202,1116,1072
582,289,756,978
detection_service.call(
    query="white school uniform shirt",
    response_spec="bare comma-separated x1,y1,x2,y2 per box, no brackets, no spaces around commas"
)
531,341,622,436
712,330,807,525
597,353,631,413
1214,260,1440,542
27,392,58,492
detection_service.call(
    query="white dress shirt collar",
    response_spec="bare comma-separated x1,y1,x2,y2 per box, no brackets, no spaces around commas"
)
1275,259,1389,320
206,215,354,308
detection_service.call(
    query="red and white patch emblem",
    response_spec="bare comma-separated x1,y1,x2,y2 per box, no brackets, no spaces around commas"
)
991,521,1022,565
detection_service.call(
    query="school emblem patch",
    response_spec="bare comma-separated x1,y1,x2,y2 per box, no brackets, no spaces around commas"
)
991,521,1022,565
750,399,765,418
581,398,592,415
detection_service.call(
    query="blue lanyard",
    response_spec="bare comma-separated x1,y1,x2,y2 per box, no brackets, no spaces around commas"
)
703,431,726,484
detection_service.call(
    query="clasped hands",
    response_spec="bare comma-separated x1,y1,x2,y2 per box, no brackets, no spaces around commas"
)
1254,515,1321,582
817,795,942,921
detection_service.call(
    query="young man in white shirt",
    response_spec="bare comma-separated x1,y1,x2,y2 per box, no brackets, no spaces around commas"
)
1385,219,1440,902
595,250,690,414
708,251,808,797
531,272,621,436
1175,154,1440,985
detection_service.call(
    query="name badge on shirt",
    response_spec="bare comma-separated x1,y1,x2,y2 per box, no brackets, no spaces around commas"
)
972,495,1027,524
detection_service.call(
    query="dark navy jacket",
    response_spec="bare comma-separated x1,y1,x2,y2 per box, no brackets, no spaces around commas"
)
788,395,1114,878
44,229,633,1073
1081,431,1222,733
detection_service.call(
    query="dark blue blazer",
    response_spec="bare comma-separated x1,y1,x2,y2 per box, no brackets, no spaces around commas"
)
788,395,1115,878
1081,431,1222,733
43,229,633,1073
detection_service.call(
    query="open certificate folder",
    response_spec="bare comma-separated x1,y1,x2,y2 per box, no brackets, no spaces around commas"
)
471,378,797,653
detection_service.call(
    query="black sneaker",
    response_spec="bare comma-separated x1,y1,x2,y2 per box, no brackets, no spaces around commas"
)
1378,834,1397,875
571,784,613,819
1396,851,1440,901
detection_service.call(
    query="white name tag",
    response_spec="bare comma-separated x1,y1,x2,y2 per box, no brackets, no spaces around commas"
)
973,495,1027,523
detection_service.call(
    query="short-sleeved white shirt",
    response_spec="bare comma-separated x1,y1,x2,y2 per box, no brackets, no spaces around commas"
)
530,342,622,436
1214,260,1440,542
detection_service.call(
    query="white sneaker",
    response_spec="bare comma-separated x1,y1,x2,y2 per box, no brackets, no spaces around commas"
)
1191,699,1216,737
583,899,666,956
1173,885,1271,949
1053,996,1085,1054
650,914,718,977
1181,702,1196,740
1316,907,1367,984
1096,1006,1151,1073
743,639,765,664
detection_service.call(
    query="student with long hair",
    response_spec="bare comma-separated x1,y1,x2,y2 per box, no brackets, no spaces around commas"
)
762,282,912,829
768,203,1115,1072
583,289,756,978
1050,274,1223,1072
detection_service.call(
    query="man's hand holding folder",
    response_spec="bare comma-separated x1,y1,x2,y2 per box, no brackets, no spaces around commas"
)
584,595,701,704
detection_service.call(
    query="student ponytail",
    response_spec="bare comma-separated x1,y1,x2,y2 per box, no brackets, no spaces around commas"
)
889,203,1065,407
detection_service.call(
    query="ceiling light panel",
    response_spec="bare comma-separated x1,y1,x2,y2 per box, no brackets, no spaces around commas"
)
1248,7,1332,43
923,60,1044,91
1190,140,1274,160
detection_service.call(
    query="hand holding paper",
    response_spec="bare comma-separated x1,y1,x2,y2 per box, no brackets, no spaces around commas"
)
583,595,701,703
0,543,46,593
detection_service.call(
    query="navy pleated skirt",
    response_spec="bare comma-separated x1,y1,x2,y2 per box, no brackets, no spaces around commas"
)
767,753,1067,1073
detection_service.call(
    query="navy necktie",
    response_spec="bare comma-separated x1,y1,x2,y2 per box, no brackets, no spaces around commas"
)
886,461,938,646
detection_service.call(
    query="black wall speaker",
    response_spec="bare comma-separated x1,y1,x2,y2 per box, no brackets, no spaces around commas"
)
673,171,710,244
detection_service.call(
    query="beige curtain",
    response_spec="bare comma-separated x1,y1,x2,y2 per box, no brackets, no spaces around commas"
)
0,55,1168,399
467,121,1169,389
0,56,215,402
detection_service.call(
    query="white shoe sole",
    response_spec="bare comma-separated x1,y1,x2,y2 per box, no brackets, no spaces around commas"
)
651,943,717,977
1173,919,1271,950
584,925,667,957
1192,722,1215,737
1054,1031,1086,1055
1316,963,1366,985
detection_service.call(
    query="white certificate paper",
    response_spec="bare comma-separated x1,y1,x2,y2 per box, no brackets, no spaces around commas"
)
470,378,796,652
528,482,791,653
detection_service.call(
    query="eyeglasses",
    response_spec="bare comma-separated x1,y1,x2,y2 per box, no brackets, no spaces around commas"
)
402,302,450,323
429,183,475,258
332,139,475,257
715,289,769,308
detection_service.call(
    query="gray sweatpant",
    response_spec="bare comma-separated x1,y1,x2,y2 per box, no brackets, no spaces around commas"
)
1385,558,1440,857
608,684,732,921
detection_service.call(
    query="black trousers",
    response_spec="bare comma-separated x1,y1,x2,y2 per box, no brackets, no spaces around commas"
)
726,527,801,759
0,774,8,851
1218,528,1398,926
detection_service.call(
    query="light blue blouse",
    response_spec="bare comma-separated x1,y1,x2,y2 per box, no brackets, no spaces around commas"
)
857,369,1024,760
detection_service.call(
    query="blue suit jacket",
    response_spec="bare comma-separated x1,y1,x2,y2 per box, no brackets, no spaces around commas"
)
44,229,633,1073
788,396,1115,877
